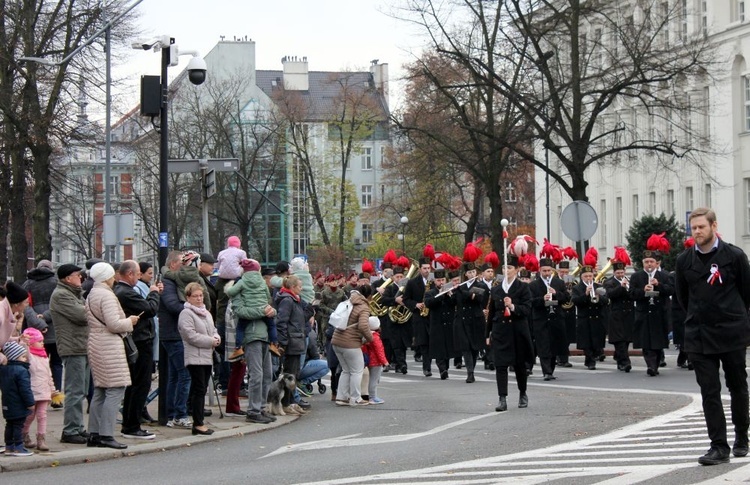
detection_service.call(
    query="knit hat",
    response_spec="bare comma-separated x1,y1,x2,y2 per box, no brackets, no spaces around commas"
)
261,267,276,277
2,341,26,361
240,258,261,272
368,316,381,331
227,236,241,248
89,262,115,283
37,259,53,271
22,327,44,344
4,281,29,305
275,261,290,275
290,257,307,273
57,264,82,280
181,251,200,267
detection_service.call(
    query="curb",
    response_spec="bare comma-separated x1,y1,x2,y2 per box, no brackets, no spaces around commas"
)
0,416,299,473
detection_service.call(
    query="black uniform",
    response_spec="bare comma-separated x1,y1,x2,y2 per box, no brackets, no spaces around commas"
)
424,285,456,378
557,278,577,366
676,239,750,457
572,281,609,369
604,275,635,371
629,269,673,374
529,275,570,379
403,276,431,374
453,281,488,376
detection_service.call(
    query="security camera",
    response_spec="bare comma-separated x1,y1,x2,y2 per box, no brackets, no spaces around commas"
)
186,56,207,85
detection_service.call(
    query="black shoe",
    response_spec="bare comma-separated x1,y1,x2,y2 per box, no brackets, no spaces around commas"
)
561,362,572,368
733,436,749,457
440,370,449,380
204,409,213,417
543,374,556,381
246,412,273,424
647,368,657,376
60,433,87,444
698,447,730,465
659,361,667,368
260,410,278,422
624,364,632,373
383,366,389,373
455,363,463,369
526,369,533,376
297,399,311,410
98,436,128,449
495,396,507,412
192,426,214,436
79,430,90,439
86,433,101,448
415,355,423,362
488,363,495,371
401,367,408,375
586,365,596,370
518,393,528,408
465,372,475,383
140,411,157,425
598,354,606,362
121,429,155,440
423,370,432,377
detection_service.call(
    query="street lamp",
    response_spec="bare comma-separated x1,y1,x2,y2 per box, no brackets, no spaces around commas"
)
536,50,555,241
400,215,409,254
133,37,207,269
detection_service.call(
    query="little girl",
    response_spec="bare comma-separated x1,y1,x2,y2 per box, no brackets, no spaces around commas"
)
362,316,388,405
21,328,56,451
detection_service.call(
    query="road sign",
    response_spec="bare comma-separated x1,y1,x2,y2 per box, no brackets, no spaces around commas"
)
168,158,239,173
205,169,216,198
159,232,168,248
103,212,135,246
560,201,598,242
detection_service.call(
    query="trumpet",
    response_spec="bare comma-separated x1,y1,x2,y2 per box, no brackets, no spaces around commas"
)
419,281,431,317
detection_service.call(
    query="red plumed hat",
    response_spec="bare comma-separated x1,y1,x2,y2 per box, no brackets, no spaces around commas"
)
684,237,695,249
463,242,482,263
613,246,632,266
423,244,436,261
524,253,540,273
646,232,671,253
361,259,375,275
484,251,500,269
509,235,537,257
396,256,411,269
540,238,563,263
383,249,398,264
583,247,598,267
562,246,578,261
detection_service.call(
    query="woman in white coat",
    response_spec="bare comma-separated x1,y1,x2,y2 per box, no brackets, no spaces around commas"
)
85,263,138,449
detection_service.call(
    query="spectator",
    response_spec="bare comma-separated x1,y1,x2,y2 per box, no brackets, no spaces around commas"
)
274,275,309,409
21,327,55,451
296,327,329,396
290,257,315,304
332,285,373,407
362,316,388,404
0,341,35,456
85,262,137,450
49,264,90,445
199,253,218,322
215,236,247,329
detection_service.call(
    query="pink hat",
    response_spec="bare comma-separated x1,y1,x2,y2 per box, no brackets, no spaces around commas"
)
240,258,261,272
22,327,44,344
227,236,241,248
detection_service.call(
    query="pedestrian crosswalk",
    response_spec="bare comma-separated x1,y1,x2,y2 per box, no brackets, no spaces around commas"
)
304,395,750,484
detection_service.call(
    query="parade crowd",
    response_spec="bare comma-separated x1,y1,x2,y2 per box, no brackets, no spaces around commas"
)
0,207,747,467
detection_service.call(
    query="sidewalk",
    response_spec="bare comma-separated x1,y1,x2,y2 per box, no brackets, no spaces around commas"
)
0,391,300,473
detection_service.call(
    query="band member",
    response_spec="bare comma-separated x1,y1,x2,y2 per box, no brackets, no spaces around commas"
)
529,258,570,381
556,260,576,367
630,236,673,376
478,262,497,371
604,262,634,372
572,251,609,370
453,263,484,383
424,269,457,380
486,254,534,412
399,257,433,376
380,266,411,374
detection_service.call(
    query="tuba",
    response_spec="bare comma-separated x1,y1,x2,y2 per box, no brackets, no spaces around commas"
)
419,281,431,317
594,259,613,284
369,277,394,316
387,262,418,324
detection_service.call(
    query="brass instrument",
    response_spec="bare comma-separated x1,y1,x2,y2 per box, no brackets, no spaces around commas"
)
434,277,477,298
387,263,418,324
419,281,431,317
369,277,394,316
594,259,613,284
561,276,575,310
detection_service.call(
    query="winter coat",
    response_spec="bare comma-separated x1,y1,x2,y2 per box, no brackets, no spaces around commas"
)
331,292,373,348
28,352,55,401
22,268,57,344
362,330,388,367
403,275,430,346
226,271,271,345
486,278,534,368
529,276,571,358
49,281,89,357
294,269,315,304
319,286,346,323
424,285,456,360
274,291,307,355
171,266,211,311
216,246,247,280
114,281,160,342
604,276,635,343
178,306,219,366
572,281,609,351
630,269,673,350
0,298,17,366
453,281,488,353
0,361,34,420
201,275,218,322
158,276,185,342
675,239,750,354
22,307,48,333
85,282,133,388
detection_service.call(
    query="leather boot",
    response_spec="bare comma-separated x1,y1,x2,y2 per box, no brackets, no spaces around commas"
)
36,434,49,451
465,372,475,383
519,393,528,408
495,396,507,412
23,433,36,449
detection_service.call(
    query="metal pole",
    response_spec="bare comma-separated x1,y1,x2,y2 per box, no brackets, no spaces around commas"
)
201,167,210,253
544,78,551,242
105,26,113,261
158,43,171,270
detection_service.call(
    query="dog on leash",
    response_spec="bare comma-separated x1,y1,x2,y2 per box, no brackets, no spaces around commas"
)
267,373,297,416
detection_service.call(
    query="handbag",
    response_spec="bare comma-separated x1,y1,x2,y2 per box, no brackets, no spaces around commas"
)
122,333,139,365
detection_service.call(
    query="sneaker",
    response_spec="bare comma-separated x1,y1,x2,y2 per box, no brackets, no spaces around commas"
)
166,419,175,428
351,399,369,407
260,410,278,422
172,417,193,429
121,429,155,440
225,410,246,417
9,445,34,457
228,348,244,363
369,397,385,405
296,385,312,397
245,412,273,424
297,399,311,410
334,399,349,406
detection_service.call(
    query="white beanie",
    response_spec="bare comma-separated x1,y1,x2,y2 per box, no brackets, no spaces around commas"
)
90,262,115,283
290,257,307,273
368,316,380,331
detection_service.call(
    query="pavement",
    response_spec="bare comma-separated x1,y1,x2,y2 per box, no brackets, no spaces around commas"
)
0,386,301,473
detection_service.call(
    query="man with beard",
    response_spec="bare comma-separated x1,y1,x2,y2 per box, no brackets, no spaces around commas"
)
400,257,433,376
676,207,750,466
572,254,609,370
382,266,411,374
529,258,570,381
424,269,457,380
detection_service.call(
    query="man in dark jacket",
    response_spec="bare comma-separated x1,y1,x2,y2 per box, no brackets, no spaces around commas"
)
604,262,634,372
22,260,62,392
114,260,161,440
676,207,750,466
424,269,457,380
400,258,432,376
529,258,570,381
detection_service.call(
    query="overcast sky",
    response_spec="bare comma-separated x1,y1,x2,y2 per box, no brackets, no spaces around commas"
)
111,0,425,115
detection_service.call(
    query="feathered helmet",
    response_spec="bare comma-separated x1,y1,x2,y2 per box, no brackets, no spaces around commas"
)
382,249,397,269
645,232,670,261
437,252,462,271
611,246,632,271
481,251,500,271
523,253,540,273
580,247,598,274
419,244,435,266
540,238,563,268
462,240,482,272
361,258,375,277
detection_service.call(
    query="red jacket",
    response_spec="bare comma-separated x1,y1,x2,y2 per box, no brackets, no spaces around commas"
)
362,330,388,367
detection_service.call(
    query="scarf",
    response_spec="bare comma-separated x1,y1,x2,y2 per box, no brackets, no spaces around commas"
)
502,276,515,293
280,287,300,302
29,345,47,358
185,301,209,317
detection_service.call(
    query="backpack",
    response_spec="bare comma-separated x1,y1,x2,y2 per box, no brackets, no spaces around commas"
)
328,299,353,330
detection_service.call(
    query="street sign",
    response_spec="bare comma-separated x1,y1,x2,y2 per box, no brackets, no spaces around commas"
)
560,201,598,242
205,169,216,198
168,158,239,173
103,212,135,246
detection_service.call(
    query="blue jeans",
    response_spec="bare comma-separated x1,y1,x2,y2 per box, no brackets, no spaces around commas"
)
163,340,191,420
298,358,329,386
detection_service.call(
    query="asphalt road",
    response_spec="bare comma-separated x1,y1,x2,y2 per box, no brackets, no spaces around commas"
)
9,352,750,484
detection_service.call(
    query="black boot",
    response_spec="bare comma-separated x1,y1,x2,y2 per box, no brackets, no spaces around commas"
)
495,396,507,412
519,393,528,408
465,372,475,383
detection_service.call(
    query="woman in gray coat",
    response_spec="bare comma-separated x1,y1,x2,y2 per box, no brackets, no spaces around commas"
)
178,282,221,435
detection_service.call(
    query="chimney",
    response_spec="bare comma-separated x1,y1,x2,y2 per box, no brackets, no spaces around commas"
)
370,60,389,109
281,55,309,91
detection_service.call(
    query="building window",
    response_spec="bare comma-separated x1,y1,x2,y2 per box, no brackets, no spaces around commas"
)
362,223,373,243
701,0,708,37
742,1,747,22
379,146,385,166
704,184,712,206
667,189,675,216
685,186,694,211
600,199,607,247
680,0,688,42
108,175,120,197
361,147,372,170
746,179,750,233
662,2,670,48
744,76,750,131
632,194,639,218
361,185,372,208
649,191,657,214
616,197,623,244
504,181,517,202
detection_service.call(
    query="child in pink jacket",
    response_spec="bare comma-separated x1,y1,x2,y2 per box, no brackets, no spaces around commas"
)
362,317,389,405
21,327,56,451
